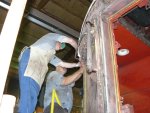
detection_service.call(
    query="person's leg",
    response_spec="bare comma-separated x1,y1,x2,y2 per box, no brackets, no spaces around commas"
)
28,77,40,112
18,48,40,113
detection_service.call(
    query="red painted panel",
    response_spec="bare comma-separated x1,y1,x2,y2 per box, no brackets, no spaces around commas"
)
115,24,150,113
123,91,150,113
119,56,150,94
119,56,150,113
114,25,150,67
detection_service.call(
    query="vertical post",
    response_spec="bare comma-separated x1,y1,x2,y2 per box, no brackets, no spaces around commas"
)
0,94,16,113
0,0,27,104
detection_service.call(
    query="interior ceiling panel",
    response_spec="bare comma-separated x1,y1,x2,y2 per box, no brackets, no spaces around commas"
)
32,0,90,31
35,0,49,9
0,8,7,32
126,7,150,27
42,1,83,31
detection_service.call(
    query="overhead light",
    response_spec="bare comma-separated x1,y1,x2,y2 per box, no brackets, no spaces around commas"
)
117,49,129,56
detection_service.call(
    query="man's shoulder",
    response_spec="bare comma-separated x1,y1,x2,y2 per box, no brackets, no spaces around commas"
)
47,71,62,79
45,33,62,37
43,33,65,40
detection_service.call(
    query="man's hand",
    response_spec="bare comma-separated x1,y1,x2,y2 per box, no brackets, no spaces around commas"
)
78,61,85,73
75,62,81,67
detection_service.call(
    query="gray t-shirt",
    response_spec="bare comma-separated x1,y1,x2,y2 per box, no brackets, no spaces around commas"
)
44,71,74,113
50,55,62,67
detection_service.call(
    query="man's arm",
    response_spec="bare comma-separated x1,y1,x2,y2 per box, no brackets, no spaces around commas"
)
50,55,80,68
60,36,78,49
61,66,84,86
59,61,80,68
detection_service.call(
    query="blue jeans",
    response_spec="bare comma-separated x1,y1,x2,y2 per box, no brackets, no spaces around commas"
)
18,48,40,113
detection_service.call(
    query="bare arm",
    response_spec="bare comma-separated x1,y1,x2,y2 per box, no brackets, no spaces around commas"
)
63,37,78,50
59,61,80,68
50,55,80,68
61,66,84,86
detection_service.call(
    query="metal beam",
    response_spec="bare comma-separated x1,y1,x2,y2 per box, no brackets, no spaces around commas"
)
0,1,9,9
29,8,79,38
0,1,80,38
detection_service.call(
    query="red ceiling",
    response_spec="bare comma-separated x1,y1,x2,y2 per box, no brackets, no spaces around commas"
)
114,24,150,67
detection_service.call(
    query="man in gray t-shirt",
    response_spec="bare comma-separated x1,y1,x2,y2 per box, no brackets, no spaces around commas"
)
44,65,84,113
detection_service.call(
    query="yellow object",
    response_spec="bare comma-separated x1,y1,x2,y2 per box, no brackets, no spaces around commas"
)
51,89,61,113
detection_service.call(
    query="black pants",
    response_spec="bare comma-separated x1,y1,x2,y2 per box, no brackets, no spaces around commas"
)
44,103,68,113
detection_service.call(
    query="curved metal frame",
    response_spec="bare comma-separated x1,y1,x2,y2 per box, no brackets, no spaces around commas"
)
79,0,147,113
